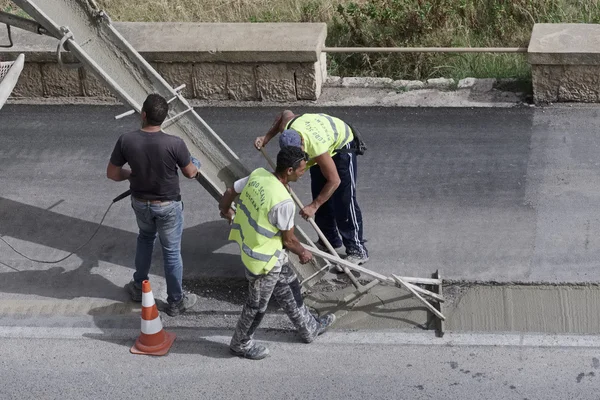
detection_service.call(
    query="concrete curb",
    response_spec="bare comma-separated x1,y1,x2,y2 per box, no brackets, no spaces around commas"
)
325,76,522,92
3,326,600,348
6,83,530,108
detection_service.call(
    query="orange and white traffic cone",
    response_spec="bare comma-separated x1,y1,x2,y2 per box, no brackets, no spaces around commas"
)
130,280,176,356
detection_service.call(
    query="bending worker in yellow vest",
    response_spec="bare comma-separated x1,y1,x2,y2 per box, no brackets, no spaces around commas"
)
255,110,369,266
219,146,336,360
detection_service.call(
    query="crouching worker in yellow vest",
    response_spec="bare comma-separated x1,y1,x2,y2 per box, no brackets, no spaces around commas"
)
219,146,336,360
255,111,369,267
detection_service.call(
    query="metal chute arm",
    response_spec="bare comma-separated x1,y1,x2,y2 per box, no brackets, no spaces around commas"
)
13,0,249,200
10,0,329,282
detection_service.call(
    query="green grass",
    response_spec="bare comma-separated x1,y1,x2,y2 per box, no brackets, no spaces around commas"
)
1,2,28,18
2,0,600,82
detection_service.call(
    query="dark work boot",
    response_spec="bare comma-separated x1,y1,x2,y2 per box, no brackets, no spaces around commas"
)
316,314,336,335
304,313,336,343
125,280,142,302
230,344,270,360
166,293,197,317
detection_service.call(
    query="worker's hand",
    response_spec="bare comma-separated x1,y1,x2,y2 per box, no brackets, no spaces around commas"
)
299,250,313,264
190,156,201,170
254,136,267,150
220,208,235,225
300,203,318,220
190,157,202,179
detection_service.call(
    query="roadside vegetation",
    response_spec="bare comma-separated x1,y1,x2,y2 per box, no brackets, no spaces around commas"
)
3,0,600,82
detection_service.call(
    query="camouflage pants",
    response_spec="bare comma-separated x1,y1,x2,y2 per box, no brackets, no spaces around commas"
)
230,262,319,352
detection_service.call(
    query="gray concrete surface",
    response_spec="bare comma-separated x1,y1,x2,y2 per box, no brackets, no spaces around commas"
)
3,105,600,285
1,22,326,63
1,21,326,100
1,332,600,399
528,23,600,65
311,85,526,107
529,23,600,103
6,82,528,107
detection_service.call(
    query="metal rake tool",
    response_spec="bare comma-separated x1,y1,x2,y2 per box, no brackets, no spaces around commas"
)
259,147,446,329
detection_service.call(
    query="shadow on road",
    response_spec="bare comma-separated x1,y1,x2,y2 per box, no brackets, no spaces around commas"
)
82,300,309,359
0,196,242,302
0,197,431,356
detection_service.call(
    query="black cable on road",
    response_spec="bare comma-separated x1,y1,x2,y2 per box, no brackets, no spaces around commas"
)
0,190,131,264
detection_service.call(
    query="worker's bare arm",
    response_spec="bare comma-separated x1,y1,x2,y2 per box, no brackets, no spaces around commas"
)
219,187,238,224
106,162,131,182
300,153,340,220
282,227,312,264
255,110,296,150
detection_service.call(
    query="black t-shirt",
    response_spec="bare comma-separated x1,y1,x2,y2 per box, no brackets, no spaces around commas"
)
110,130,191,201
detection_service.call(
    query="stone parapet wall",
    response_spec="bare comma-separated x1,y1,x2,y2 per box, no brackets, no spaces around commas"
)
10,58,326,101
1,22,327,101
531,65,600,103
529,23,600,104
9,21,600,104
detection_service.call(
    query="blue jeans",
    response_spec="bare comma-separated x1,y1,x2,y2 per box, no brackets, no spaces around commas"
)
131,198,184,304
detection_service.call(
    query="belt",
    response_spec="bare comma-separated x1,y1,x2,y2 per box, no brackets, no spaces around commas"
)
133,197,176,205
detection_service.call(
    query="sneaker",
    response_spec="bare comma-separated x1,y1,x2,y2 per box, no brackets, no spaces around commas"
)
304,313,336,343
166,293,197,317
314,240,345,273
230,344,270,360
125,280,142,302
315,239,342,253
332,268,361,279
317,313,336,335
329,264,345,274
346,253,369,265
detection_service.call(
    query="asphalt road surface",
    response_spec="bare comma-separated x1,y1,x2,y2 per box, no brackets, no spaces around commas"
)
1,331,600,400
3,104,600,399
2,105,600,285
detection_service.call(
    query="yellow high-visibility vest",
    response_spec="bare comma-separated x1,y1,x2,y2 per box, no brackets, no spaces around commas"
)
287,113,354,167
229,168,293,275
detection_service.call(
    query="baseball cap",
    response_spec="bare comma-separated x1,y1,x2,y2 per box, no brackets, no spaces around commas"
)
279,129,302,149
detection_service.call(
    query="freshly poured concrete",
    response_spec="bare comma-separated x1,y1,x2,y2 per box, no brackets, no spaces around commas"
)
306,282,600,334
445,284,600,334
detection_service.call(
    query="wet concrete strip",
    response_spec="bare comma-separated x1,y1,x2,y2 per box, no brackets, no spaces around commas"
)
306,280,600,335
444,283,600,334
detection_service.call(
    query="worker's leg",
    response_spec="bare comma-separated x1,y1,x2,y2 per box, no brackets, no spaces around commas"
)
154,201,185,305
230,265,280,354
332,144,368,261
272,263,320,342
131,199,157,287
310,165,342,248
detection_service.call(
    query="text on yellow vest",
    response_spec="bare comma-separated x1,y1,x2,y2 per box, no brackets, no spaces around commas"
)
287,113,354,167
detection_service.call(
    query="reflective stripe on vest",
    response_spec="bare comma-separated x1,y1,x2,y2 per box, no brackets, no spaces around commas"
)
237,198,281,239
318,113,352,151
228,168,292,275
231,223,282,262
287,113,354,165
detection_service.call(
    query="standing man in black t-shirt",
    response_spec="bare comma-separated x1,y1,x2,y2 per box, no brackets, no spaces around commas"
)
107,94,200,316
